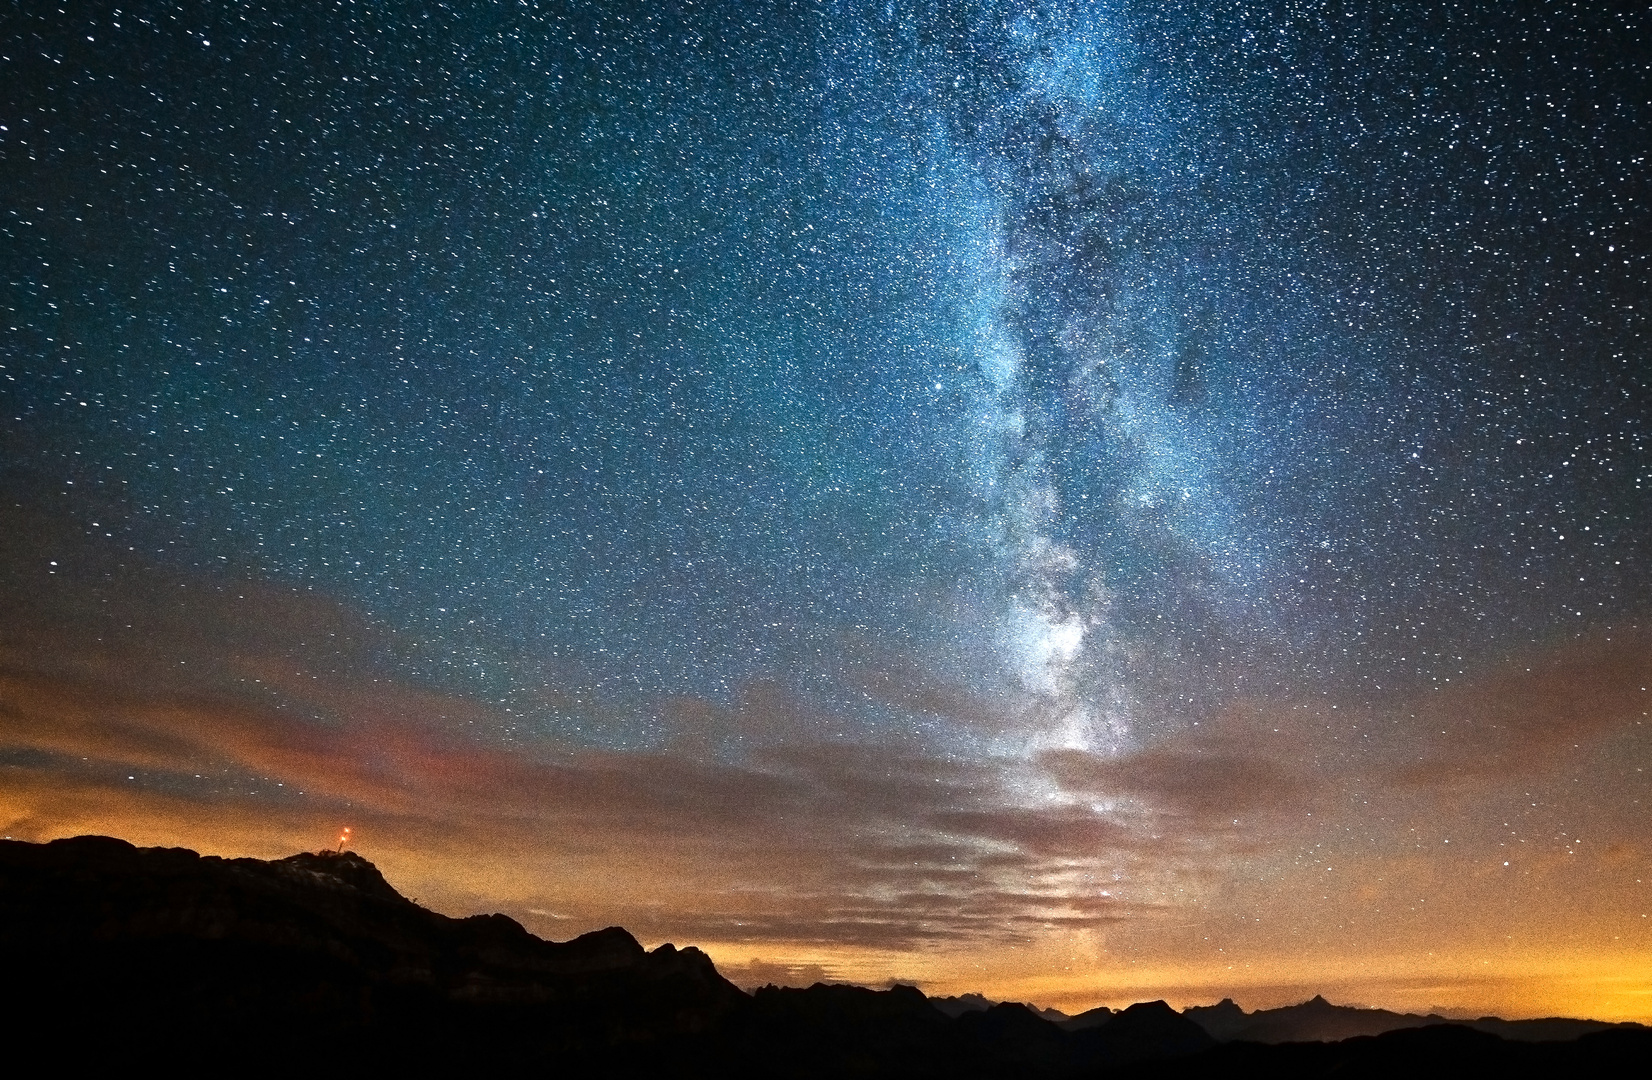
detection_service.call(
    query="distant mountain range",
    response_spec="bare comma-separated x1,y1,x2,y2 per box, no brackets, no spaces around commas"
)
937,989,1639,1045
2,836,1645,1076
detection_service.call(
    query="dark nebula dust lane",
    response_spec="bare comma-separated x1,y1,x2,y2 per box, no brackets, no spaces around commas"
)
3,0,1650,1017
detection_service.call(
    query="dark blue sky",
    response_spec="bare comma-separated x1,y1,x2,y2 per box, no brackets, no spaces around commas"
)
8,0,1645,743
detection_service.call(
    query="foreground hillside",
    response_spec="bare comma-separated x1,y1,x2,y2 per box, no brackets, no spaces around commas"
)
1,836,1645,1077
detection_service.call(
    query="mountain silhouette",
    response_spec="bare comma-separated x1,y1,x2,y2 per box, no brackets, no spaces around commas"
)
0,835,742,1070
1072,1000,1217,1064
930,991,1077,1024
930,991,999,1017
1181,996,1250,1040
1,835,1646,1076
1183,991,1643,1046
1056,1003,1117,1030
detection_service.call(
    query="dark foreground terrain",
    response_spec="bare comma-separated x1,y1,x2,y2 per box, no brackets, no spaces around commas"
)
1,836,1645,1077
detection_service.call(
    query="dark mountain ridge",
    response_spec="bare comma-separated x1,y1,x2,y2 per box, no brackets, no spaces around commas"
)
0,835,743,1069
1183,992,1643,1045
1,836,1645,1077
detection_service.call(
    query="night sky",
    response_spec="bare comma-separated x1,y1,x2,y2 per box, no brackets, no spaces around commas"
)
4,0,1650,1019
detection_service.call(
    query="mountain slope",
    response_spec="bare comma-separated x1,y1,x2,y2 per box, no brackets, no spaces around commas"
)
0,835,742,1068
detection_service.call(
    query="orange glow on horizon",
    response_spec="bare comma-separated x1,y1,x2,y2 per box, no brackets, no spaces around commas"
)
2,630,1648,1026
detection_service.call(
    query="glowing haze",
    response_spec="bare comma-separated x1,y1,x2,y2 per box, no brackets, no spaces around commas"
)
3,0,1649,1021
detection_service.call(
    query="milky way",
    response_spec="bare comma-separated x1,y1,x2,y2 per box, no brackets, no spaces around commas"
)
3,1,1650,1017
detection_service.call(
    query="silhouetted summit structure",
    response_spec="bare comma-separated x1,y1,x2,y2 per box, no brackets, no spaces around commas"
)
1,836,1646,1077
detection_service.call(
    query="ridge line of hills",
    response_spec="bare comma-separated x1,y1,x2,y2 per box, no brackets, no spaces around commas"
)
1,835,1644,1077
932,989,1644,1046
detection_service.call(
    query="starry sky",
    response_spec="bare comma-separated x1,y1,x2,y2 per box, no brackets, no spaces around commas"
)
3,0,1650,1020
